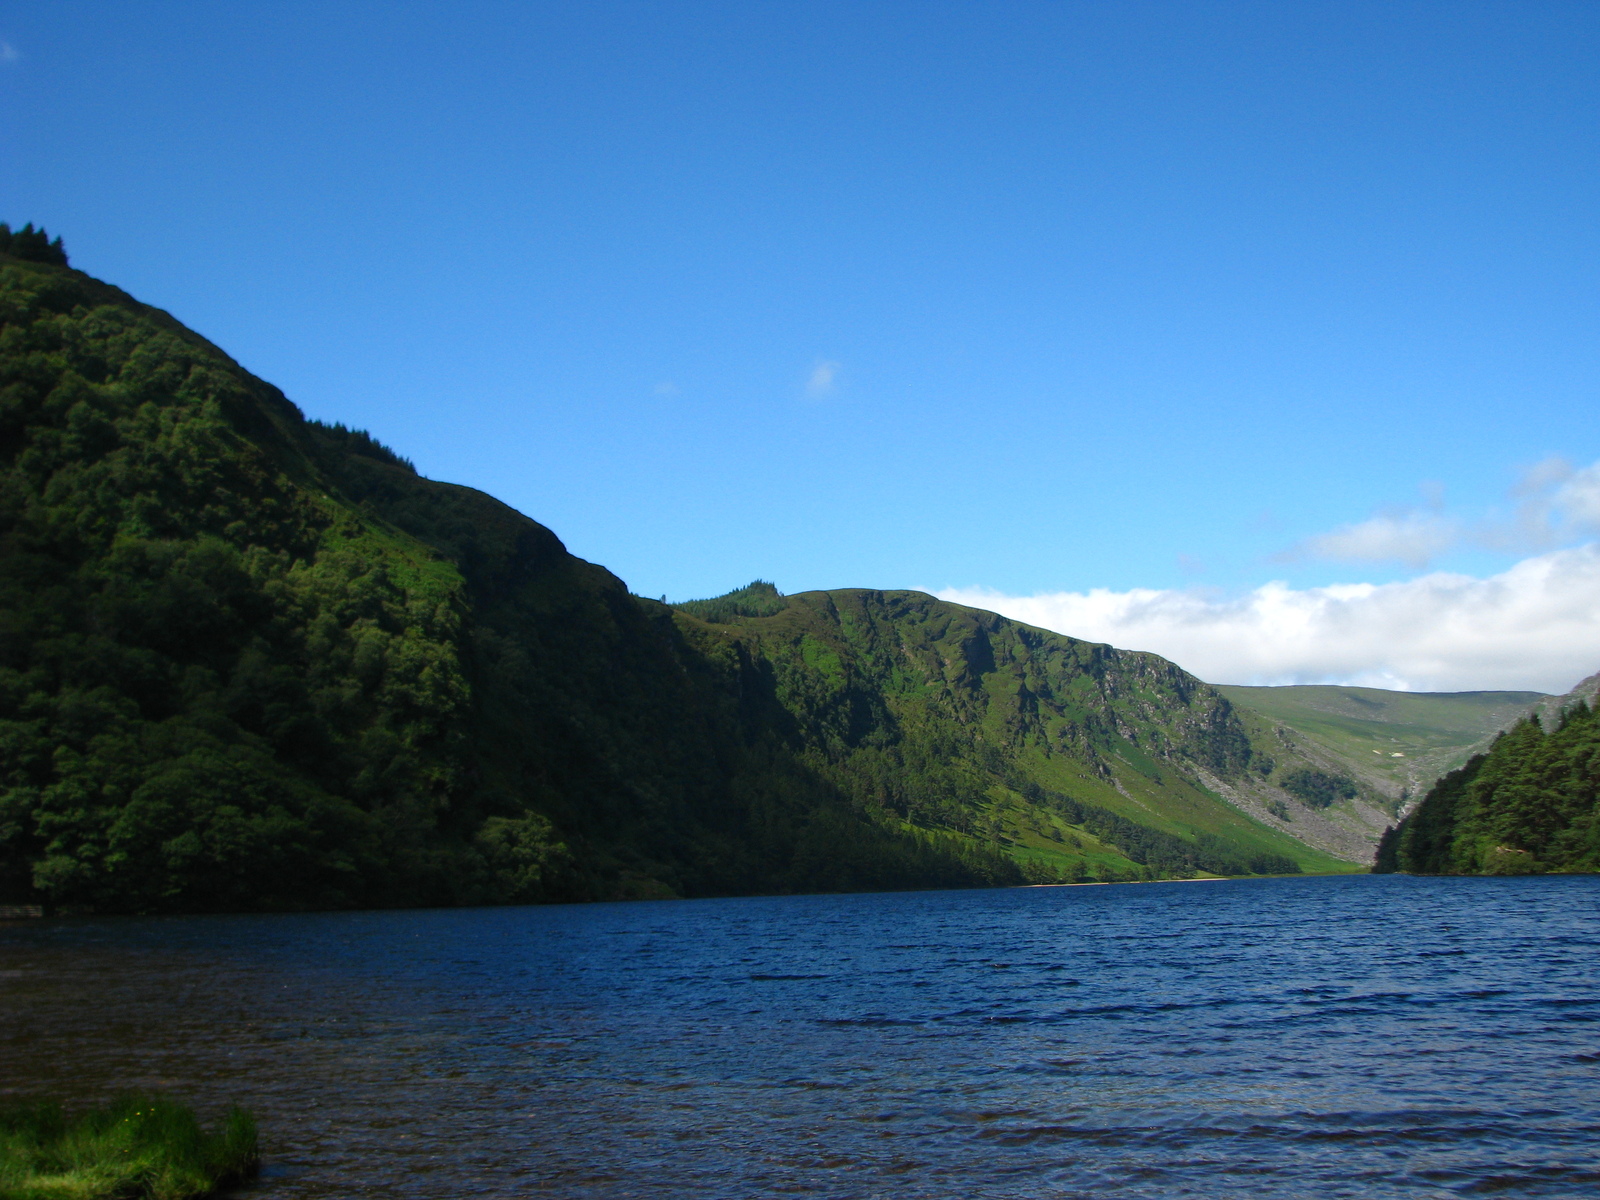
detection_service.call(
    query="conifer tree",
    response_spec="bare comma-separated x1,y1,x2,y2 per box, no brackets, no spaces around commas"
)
0,222,68,265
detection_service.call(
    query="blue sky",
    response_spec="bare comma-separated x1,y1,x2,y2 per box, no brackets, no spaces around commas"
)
5,2,1600,688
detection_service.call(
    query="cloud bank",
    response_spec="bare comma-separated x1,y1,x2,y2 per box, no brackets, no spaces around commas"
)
936,543,1600,694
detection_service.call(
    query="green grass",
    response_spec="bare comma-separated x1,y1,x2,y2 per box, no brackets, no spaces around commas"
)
1218,684,1546,795
0,1096,257,1200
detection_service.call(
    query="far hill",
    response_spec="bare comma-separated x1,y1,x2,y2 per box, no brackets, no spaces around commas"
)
1216,685,1548,808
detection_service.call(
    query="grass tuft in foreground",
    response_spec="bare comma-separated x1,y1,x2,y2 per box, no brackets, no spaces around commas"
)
0,1095,257,1200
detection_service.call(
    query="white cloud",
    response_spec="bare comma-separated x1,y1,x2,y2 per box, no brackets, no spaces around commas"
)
653,381,680,397
935,542,1600,693
1536,459,1600,535
1513,455,1573,496
1488,455,1600,551
1288,458,1600,568
1297,511,1462,568
805,360,840,398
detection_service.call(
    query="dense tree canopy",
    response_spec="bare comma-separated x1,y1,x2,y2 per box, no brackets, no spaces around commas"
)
1281,769,1359,809
1376,704,1600,875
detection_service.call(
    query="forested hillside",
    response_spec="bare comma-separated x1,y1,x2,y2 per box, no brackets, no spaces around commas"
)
0,236,1351,914
1375,690,1600,876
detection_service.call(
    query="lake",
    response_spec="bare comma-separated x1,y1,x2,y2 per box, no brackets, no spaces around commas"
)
2,874,1598,1198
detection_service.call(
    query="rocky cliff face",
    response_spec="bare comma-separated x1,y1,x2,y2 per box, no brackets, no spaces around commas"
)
1536,671,1600,728
674,587,1360,871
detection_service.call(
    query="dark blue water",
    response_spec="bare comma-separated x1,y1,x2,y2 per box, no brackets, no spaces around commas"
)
3,875,1599,1198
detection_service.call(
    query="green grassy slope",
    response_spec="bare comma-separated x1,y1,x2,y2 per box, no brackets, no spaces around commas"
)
1217,685,1546,802
0,241,1357,913
675,586,1356,877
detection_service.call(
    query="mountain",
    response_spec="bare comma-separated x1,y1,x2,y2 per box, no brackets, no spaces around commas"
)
1532,670,1600,729
1375,673,1600,875
1217,685,1548,800
668,582,1356,879
0,236,1355,914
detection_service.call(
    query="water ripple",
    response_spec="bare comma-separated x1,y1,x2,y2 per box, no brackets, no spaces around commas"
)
3,874,1599,1197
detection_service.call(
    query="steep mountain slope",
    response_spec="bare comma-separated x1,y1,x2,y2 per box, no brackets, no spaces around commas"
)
1533,671,1600,729
1375,672,1600,875
671,583,1353,879
0,240,1353,913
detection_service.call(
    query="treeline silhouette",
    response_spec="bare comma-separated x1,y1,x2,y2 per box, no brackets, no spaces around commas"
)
0,223,67,266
